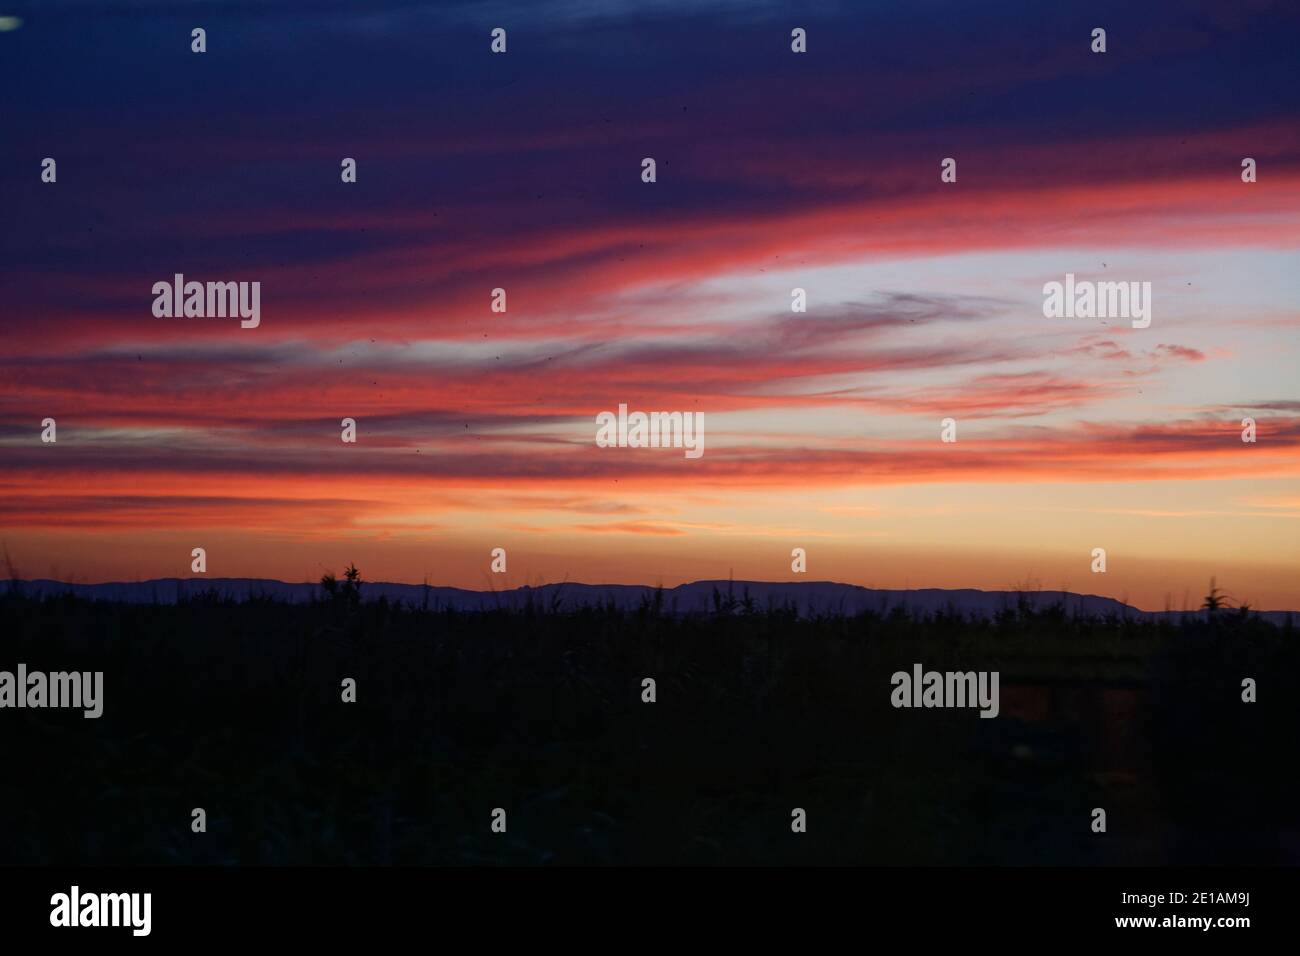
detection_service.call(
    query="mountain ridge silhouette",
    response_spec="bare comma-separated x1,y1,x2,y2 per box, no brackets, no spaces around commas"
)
9,577,1296,623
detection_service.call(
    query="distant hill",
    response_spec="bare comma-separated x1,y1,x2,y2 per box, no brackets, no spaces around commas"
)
7,577,1295,625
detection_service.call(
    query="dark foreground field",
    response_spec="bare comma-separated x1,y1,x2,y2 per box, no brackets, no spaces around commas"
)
1,586,1297,866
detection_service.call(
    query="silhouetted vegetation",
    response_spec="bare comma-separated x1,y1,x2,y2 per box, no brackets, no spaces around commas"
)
320,563,363,611
1201,577,1231,615
0,590,1295,865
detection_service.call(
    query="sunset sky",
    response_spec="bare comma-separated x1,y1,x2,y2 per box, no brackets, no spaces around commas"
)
2,0,1298,610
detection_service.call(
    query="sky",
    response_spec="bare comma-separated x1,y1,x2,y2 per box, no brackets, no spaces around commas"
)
1,0,1298,610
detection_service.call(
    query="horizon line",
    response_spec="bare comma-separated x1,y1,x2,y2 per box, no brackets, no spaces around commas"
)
9,575,1298,616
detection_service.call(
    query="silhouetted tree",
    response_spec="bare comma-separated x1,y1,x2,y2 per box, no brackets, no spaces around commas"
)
321,563,362,610
343,563,362,607
1201,578,1230,616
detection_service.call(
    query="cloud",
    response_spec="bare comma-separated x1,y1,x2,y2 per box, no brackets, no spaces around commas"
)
1151,344,1206,362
